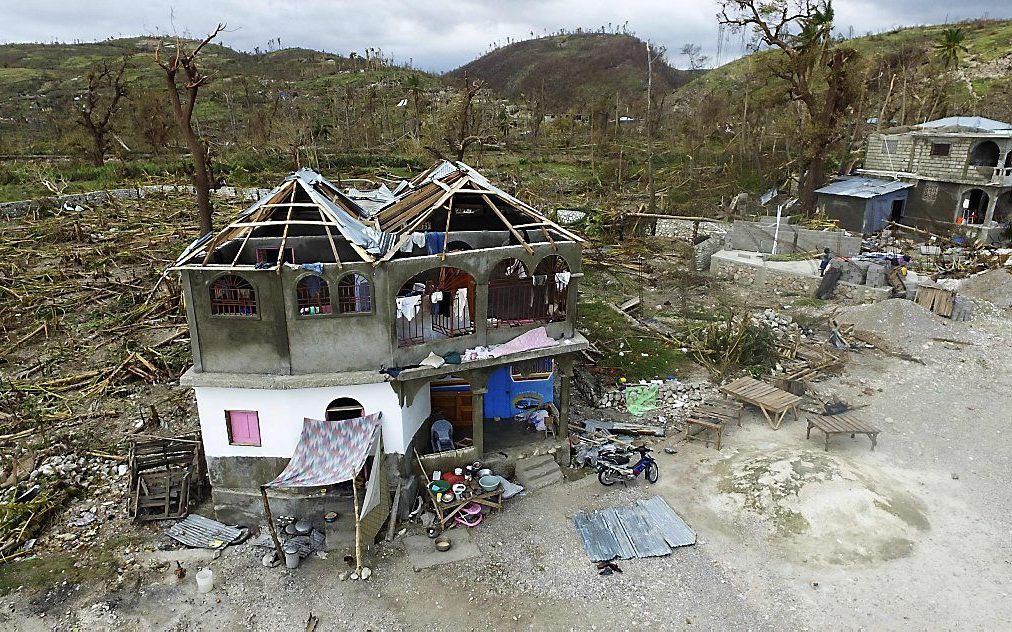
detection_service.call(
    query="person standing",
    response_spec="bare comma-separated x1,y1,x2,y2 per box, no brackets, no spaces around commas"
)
819,248,833,277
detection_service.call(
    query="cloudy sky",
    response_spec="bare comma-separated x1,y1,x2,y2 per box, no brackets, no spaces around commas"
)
3,1,1011,71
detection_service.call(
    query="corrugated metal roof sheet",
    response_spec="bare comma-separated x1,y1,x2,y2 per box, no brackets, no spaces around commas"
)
573,496,696,562
916,116,1012,131
165,514,248,549
815,176,913,199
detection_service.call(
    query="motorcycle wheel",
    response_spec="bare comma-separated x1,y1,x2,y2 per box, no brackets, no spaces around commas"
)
645,462,659,483
598,468,618,486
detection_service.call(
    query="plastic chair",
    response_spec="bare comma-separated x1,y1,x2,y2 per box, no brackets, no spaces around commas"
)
431,418,454,452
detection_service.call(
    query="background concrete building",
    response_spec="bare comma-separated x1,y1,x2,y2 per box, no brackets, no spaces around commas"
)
856,116,1012,236
172,162,587,527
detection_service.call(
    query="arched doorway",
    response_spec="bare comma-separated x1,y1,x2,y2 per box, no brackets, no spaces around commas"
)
995,191,1012,223
488,258,532,328
326,397,364,421
396,267,476,346
533,255,571,323
959,189,990,225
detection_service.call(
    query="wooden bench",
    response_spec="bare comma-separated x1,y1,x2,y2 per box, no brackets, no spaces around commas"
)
683,400,744,450
806,413,881,451
719,376,801,430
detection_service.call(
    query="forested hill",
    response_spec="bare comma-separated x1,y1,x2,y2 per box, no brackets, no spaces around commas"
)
449,33,695,111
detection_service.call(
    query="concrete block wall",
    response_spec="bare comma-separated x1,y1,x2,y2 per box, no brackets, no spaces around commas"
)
728,221,862,256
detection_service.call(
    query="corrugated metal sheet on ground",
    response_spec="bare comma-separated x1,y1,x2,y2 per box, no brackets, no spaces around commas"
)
165,514,248,549
573,496,696,562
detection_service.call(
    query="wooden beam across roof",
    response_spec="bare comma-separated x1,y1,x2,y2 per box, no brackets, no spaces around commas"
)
481,193,534,255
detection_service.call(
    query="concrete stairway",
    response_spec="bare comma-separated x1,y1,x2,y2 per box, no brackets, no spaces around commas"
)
514,454,564,492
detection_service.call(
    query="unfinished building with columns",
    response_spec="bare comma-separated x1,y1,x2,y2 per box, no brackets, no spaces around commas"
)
844,116,1012,239
172,161,587,525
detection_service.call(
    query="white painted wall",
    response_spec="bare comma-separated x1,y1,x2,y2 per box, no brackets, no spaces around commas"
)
194,381,423,457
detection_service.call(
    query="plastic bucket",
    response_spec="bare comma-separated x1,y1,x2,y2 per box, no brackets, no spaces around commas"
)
195,568,214,593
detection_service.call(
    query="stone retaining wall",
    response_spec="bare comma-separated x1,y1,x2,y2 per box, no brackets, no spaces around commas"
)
710,251,891,304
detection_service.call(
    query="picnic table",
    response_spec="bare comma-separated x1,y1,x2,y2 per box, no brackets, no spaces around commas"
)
806,413,881,452
718,376,800,430
683,400,744,450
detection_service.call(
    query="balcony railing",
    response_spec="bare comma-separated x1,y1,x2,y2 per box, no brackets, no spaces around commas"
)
396,290,475,347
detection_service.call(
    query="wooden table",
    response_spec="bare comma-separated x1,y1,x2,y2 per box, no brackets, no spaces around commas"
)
684,400,743,450
429,483,503,532
807,413,881,452
719,376,801,430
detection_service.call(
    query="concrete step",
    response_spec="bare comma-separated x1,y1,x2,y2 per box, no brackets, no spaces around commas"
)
514,454,564,492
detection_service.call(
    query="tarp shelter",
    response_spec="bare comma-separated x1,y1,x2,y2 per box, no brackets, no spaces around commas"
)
260,413,388,569
815,176,913,233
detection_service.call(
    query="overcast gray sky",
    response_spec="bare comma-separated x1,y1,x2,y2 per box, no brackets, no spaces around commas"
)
3,1,1010,71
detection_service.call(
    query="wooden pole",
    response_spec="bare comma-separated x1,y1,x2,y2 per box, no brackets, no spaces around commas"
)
352,476,363,574
259,485,284,560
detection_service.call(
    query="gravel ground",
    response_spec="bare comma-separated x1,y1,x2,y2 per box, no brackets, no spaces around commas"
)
6,299,1012,630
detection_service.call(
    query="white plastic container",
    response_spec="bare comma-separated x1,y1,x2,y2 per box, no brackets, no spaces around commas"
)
195,568,214,593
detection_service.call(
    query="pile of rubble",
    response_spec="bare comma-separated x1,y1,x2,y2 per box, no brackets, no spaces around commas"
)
31,453,127,488
751,309,802,339
596,379,713,411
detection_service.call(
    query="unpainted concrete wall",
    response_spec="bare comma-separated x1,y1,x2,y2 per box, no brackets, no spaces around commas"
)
727,221,862,256
182,240,582,375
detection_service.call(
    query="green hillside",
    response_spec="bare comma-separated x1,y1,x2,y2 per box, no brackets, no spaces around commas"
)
449,33,695,111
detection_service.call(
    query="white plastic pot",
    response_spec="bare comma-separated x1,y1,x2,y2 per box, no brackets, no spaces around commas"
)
195,568,214,593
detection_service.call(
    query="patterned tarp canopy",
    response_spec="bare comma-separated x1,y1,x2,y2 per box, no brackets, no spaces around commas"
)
265,413,382,488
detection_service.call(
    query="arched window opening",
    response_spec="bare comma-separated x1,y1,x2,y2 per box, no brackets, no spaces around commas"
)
488,258,533,328
296,275,331,315
533,256,571,323
969,141,1001,168
446,240,472,252
337,273,372,314
396,267,476,346
326,397,364,421
210,275,257,317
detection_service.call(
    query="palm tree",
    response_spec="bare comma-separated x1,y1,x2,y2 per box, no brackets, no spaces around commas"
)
405,74,424,139
935,28,968,69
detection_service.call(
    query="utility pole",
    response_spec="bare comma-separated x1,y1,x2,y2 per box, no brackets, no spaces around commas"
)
646,41,656,213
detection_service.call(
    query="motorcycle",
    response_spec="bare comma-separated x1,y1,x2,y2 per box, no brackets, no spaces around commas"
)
596,445,659,486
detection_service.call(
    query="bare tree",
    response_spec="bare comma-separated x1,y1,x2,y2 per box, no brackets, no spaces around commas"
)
718,0,861,214
680,43,711,71
444,74,493,162
130,88,176,153
76,56,129,166
155,24,226,235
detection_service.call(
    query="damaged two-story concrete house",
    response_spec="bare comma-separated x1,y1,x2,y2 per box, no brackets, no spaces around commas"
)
817,116,1012,239
171,161,587,530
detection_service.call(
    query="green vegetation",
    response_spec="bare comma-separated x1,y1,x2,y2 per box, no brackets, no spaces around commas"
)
0,534,141,595
579,299,690,382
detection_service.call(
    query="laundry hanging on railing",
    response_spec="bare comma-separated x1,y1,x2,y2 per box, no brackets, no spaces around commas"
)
555,271,571,291
425,232,446,255
396,295,421,320
454,287,469,321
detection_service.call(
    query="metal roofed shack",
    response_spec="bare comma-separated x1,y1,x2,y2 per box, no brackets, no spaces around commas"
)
815,176,913,233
